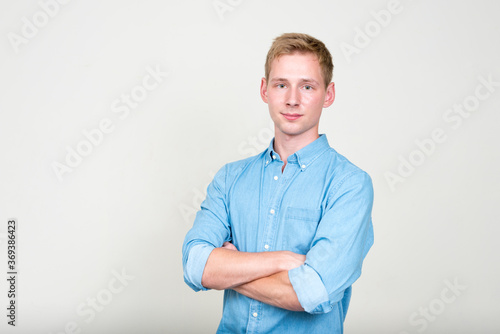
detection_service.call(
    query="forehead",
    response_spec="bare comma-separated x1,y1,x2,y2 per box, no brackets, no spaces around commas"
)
269,52,322,80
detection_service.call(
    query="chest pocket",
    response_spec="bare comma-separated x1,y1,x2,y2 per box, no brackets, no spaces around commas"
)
282,206,322,254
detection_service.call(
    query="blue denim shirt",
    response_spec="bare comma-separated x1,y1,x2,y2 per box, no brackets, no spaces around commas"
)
182,134,374,333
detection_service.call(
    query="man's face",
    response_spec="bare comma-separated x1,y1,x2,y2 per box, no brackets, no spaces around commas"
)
261,52,335,141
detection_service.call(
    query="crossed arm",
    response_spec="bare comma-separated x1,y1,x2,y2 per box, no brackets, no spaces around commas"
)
201,242,305,311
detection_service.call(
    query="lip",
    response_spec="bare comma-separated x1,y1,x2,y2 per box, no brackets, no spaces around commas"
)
282,113,302,121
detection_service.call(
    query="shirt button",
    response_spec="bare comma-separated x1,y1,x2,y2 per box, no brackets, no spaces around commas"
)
273,155,277,160
264,244,269,250
270,209,275,214
301,164,306,169
252,312,258,318
273,176,278,180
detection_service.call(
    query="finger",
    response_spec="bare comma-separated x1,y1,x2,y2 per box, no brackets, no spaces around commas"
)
222,242,238,251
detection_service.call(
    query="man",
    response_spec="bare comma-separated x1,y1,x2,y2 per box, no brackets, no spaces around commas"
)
182,33,374,333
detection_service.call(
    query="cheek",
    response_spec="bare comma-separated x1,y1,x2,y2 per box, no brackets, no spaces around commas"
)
268,96,284,110
265,92,278,103
302,94,322,108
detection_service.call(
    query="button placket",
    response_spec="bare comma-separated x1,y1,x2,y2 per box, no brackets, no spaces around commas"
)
247,300,262,333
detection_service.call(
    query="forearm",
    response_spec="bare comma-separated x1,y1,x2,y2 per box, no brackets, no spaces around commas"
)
201,247,304,290
233,271,304,311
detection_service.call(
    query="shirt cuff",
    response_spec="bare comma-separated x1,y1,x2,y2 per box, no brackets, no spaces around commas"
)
184,243,215,292
288,264,332,314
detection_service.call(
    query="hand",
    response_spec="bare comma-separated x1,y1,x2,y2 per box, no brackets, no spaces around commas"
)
279,251,306,271
222,241,238,251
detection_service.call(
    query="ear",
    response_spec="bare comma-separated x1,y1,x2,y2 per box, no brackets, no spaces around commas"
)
260,77,268,103
323,82,335,108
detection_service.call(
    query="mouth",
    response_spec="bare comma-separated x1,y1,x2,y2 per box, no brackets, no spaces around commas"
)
281,113,302,121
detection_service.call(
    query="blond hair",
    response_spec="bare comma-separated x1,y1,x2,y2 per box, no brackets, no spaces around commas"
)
265,33,333,88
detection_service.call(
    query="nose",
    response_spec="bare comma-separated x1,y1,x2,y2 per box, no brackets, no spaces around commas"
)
286,87,300,107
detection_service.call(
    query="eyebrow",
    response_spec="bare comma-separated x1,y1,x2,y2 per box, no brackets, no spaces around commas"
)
270,77,320,85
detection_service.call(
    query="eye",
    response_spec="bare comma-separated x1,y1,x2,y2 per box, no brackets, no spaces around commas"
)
277,84,286,89
304,85,313,90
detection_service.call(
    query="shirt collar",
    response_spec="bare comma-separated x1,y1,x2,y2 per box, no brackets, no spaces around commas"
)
265,134,331,171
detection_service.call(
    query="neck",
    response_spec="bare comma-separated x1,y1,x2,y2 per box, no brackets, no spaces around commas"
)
273,129,319,170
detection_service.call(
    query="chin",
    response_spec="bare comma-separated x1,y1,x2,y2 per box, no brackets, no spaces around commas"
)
278,128,306,137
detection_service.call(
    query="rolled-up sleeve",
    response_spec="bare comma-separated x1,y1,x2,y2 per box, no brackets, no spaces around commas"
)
182,165,232,292
288,171,374,314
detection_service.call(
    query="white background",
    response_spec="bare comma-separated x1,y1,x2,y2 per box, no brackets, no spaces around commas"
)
1,0,499,333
